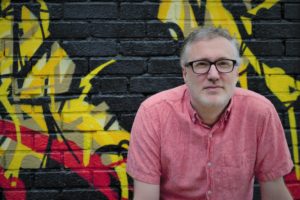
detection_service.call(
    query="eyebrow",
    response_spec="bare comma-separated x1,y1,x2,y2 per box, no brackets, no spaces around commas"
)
189,57,234,62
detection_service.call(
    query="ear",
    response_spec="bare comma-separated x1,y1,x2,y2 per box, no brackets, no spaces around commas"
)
182,66,187,83
234,66,239,84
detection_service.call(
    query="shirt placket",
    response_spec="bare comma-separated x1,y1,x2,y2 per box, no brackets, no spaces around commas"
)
205,122,222,200
206,128,214,200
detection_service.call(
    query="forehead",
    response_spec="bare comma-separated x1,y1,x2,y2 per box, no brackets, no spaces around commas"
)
186,37,237,60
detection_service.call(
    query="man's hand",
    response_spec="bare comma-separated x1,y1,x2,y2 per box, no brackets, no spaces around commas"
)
260,177,293,200
133,179,160,200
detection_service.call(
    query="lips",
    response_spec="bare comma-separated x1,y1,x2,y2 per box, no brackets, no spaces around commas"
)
203,86,223,90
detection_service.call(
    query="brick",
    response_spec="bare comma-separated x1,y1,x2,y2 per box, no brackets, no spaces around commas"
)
4,190,29,199
61,41,117,57
95,77,128,94
4,40,53,57
284,4,300,19
64,3,118,19
49,22,89,39
148,57,181,74
284,129,300,146
286,40,300,56
30,57,88,75
63,170,92,188
90,58,146,75
27,190,60,200
18,170,34,189
0,98,31,114
2,133,33,151
61,189,111,200
72,58,89,75
259,58,300,75
210,3,280,20
253,23,300,39
265,74,298,93
34,134,64,151
118,0,144,1
289,146,300,164
93,170,121,187
120,41,177,56
118,113,136,131
130,77,184,93
91,95,145,112
251,3,281,20
48,3,63,20
287,183,300,199
47,0,86,2
146,22,175,38
281,0,300,2
34,171,65,188
264,95,287,112
90,22,146,38
284,112,300,128
62,114,101,131
45,153,63,169
245,76,270,94
244,40,284,56
120,3,159,20
60,77,87,95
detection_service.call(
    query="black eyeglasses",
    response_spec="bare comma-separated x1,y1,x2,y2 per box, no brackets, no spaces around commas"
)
185,59,237,74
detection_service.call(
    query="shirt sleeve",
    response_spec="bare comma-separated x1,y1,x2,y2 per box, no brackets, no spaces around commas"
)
126,104,161,184
254,105,294,182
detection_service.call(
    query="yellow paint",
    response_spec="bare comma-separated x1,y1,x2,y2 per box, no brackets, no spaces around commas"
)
80,59,116,100
288,108,299,179
115,165,128,197
247,2,279,16
241,16,252,35
0,2,130,198
83,132,92,167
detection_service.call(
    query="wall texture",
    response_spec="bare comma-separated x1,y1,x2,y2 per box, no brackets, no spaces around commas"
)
0,0,299,199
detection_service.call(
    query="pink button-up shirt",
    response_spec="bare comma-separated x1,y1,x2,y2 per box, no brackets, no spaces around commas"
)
127,85,293,200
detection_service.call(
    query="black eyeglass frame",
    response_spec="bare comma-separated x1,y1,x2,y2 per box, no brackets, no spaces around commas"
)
185,59,237,74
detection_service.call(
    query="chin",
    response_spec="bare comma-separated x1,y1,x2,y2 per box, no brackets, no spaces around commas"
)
198,95,230,108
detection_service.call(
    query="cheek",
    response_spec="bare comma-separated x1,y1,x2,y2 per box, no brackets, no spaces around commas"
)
226,73,239,85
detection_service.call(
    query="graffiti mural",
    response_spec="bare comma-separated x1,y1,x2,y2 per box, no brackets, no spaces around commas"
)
158,0,300,198
0,0,299,199
0,1,131,199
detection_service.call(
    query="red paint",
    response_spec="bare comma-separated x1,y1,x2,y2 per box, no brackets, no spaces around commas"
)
285,171,300,199
0,119,128,200
0,167,26,200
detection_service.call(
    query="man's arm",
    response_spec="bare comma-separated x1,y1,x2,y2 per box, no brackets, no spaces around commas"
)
260,177,293,200
133,179,160,200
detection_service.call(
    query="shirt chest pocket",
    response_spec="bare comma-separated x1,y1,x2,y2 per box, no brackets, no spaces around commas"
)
214,153,256,190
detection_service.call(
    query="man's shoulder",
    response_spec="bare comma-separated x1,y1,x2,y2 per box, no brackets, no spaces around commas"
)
141,84,187,109
234,87,274,109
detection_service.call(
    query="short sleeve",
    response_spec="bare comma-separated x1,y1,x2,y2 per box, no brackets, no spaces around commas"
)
126,104,161,184
255,105,294,182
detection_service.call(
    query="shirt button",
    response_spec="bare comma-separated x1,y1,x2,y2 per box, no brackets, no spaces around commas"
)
207,162,212,167
208,134,212,138
207,190,212,195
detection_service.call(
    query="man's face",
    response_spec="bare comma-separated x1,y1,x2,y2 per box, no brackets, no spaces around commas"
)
182,37,239,109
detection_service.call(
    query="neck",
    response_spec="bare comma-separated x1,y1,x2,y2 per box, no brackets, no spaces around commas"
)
191,100,230,126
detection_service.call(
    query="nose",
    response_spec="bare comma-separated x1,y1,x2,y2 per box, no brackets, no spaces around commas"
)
207,64,220,80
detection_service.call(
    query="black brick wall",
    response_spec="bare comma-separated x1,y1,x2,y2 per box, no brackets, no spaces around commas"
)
0,1,299,200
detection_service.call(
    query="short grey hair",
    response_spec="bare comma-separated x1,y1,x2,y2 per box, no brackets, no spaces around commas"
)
180,27,241,67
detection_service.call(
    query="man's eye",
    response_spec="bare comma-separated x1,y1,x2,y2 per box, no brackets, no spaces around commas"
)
195,62,208,67
218,61,230,66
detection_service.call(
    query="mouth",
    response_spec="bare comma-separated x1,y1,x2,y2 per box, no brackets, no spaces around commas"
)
203,86,223,90
203,86,224,93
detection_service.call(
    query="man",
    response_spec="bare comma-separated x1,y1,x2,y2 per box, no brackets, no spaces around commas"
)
126,27,293,200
